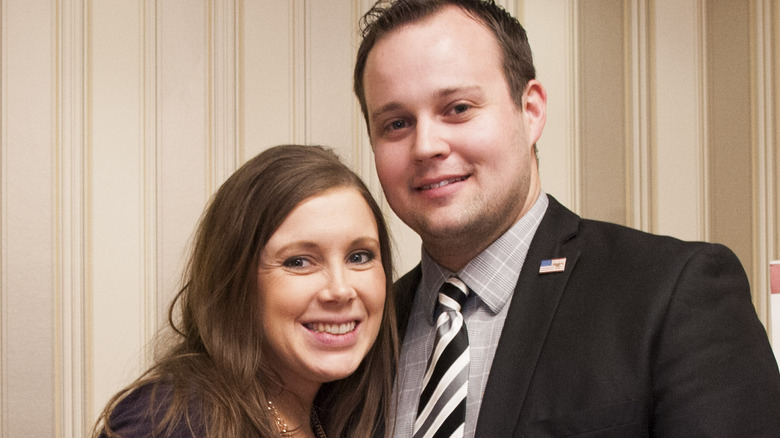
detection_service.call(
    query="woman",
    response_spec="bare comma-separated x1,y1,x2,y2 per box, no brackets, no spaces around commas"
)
92,145,397,437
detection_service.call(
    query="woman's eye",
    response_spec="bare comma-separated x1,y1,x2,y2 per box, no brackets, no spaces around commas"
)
283,257,311,269
348,251,374,264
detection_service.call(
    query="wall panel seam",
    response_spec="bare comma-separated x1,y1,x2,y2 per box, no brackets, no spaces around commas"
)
0,0,8,433
304,2,312,145
569,0,581,214
697,0,709,242
627,0,652,232
54,2,62,434
647,0,658,233
751,0,774,326
291,0,306,144
141,0,160,368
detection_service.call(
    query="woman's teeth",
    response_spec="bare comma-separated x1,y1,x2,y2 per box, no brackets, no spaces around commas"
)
306,321,356,335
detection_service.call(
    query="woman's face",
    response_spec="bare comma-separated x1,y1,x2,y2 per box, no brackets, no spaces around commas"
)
257,187,386,398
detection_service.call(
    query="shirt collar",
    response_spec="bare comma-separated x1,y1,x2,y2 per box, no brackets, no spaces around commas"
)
419,193,549,323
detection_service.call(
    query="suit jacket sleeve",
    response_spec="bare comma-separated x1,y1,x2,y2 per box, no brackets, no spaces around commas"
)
650,243,780,436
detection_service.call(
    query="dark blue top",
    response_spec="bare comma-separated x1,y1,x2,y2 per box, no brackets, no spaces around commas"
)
99,384,204,438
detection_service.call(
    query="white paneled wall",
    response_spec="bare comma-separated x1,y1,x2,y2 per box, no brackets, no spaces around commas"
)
2,1,57,436
523,0,580,212
652,0,709,241
1,1,778,436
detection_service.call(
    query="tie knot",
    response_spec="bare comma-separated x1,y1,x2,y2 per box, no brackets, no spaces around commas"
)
438,276,469,311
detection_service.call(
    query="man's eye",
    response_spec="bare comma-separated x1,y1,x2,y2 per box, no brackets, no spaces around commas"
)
452,103,470,114
348,251,374,264
283,257,311,268
389,120,406,130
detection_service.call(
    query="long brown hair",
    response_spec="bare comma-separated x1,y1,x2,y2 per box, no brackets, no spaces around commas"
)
93,145,397,437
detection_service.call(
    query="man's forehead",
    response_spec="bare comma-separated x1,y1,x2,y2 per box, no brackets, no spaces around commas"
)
370,5,482,47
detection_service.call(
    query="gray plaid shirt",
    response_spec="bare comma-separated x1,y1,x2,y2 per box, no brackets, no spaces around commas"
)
390,193,548,438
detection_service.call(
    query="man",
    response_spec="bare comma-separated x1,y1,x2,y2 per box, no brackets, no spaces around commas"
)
354,0,780,437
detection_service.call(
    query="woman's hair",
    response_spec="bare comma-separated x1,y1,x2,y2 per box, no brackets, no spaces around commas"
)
93,144,397,437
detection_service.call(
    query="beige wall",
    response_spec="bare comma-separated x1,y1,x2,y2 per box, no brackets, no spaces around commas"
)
1,0,778,436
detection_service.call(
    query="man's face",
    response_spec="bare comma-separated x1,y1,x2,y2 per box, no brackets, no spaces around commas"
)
362,6,546,270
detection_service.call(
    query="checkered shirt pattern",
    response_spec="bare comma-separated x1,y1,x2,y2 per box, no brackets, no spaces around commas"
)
390,193,548,438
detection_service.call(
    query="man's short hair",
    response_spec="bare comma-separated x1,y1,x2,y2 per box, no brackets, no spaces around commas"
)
353,0,536,132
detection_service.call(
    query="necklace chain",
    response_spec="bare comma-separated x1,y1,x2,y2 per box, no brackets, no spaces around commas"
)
267,400,327,438
267,400,292,435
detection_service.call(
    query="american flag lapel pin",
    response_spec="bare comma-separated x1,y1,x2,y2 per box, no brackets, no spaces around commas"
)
539,258,566,274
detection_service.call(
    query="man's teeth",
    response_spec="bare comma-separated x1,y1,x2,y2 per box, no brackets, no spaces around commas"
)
307,321,357,335
420,176,466,190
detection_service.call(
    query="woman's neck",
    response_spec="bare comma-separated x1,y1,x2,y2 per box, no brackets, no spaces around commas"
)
267,385,319,437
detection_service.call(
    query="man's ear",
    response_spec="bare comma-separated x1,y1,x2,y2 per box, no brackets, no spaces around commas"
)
523,79,547,144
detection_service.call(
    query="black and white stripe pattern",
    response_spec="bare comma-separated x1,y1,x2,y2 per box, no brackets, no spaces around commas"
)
414,277,470,438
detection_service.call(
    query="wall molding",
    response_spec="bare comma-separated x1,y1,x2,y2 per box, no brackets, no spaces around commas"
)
751,0,776,326
56,0,88,434
208,0,239,190
142,0,161,362
1,0,9,434
291,0,307,145
627,0,652,232
696,0,710,242
568,0,581,214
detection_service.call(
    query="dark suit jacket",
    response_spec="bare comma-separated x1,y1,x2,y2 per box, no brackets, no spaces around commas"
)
394,197,780,437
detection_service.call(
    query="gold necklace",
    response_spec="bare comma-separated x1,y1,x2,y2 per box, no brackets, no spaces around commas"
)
267,400,294,436
267,400,328,438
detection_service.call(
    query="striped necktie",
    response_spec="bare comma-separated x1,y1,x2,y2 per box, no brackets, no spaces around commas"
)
414,276,470,438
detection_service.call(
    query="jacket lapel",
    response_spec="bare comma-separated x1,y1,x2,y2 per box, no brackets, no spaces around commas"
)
475,196,582,437
394,264,422,342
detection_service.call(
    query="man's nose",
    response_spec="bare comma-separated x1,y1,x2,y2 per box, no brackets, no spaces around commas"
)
412,118,450,161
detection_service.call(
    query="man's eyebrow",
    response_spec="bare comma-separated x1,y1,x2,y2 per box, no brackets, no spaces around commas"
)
369,86,484,123
370,102,404,124
438,85,482,98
